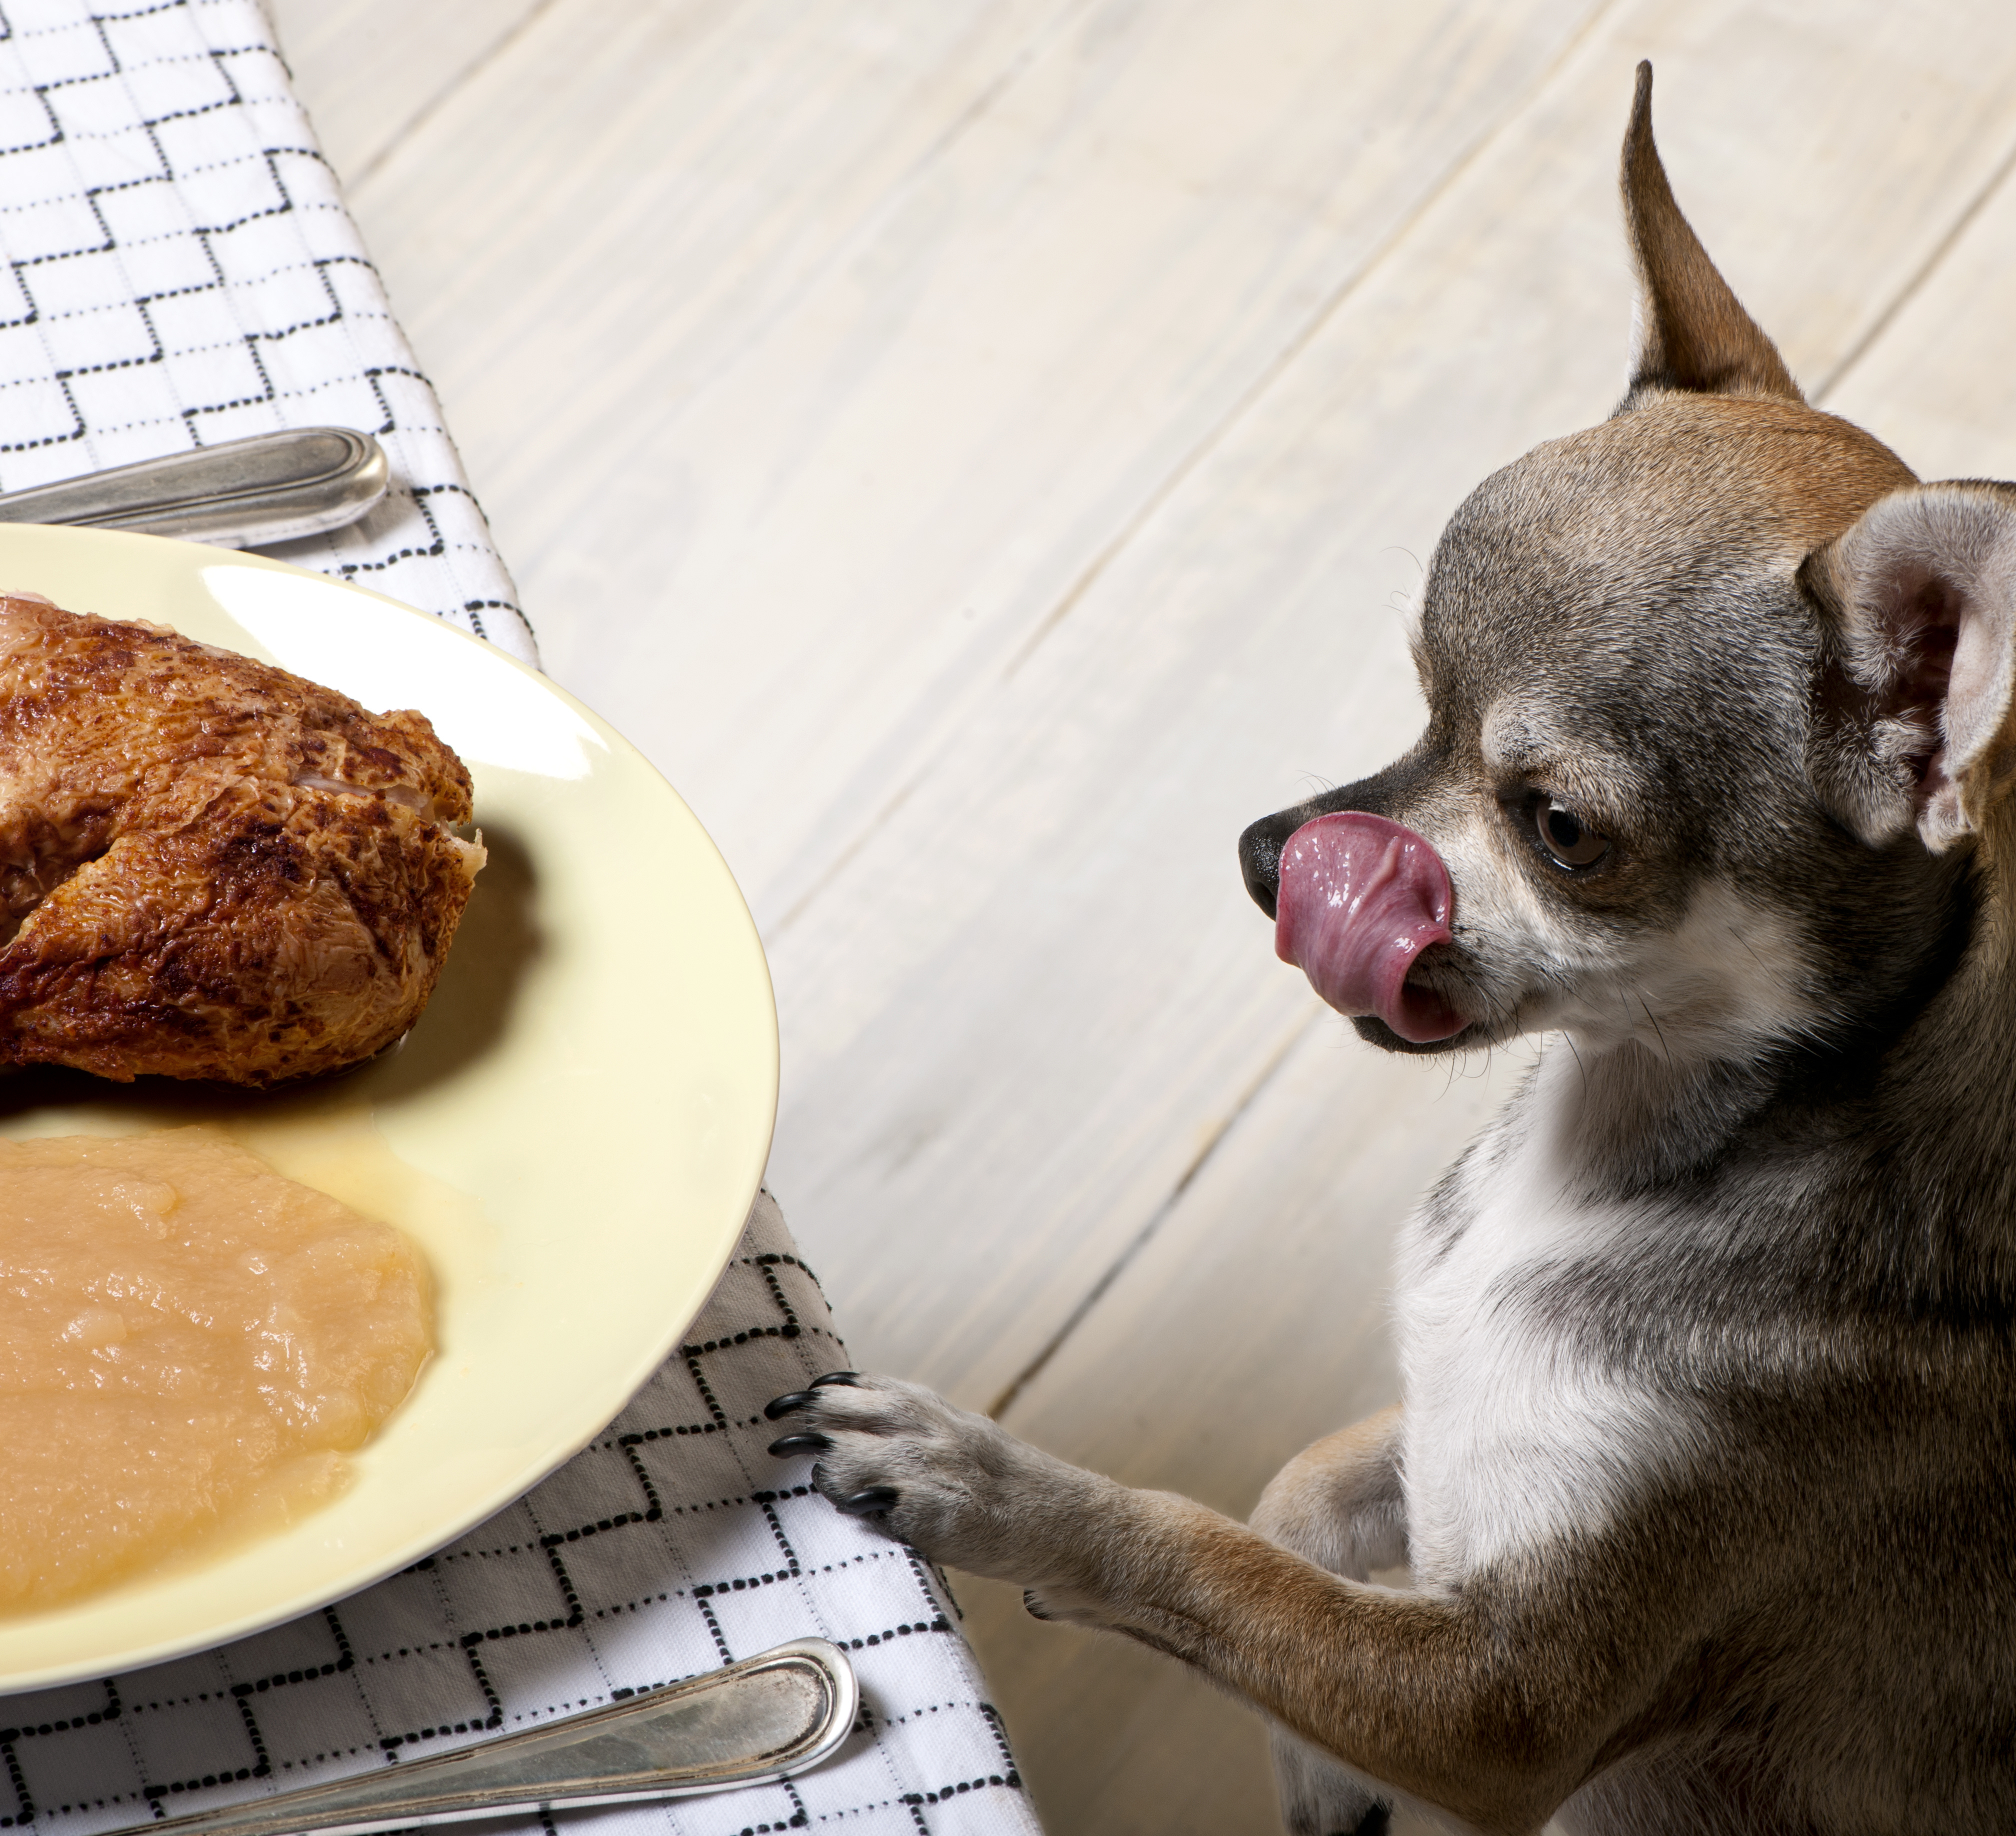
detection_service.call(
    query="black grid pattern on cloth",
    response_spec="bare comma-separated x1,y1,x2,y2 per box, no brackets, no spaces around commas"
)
0,0,534,662
0,1192,1041,1836
0,5,1036,1828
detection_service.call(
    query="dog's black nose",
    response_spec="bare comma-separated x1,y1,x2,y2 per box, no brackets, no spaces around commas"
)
1241,772,1409,920
1238,812,1299,921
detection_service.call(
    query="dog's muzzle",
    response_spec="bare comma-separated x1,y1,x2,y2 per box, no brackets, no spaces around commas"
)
1272,812,1464,1043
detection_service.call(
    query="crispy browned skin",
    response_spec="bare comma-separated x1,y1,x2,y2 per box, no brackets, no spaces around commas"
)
0,595,483,1084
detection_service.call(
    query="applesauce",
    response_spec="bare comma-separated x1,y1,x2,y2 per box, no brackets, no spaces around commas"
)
0,1128,432,1609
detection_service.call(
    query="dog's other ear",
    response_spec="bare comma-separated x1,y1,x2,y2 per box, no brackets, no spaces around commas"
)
1619,62,1800,406
1805,483,2016,852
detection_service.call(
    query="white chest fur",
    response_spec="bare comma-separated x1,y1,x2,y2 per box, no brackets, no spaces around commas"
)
1393,1050,1712,1588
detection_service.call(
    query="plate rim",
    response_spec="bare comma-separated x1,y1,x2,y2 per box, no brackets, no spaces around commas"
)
0,524,778,1691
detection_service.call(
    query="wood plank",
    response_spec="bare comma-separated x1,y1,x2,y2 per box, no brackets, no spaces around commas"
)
340,0,1090,654
762,0,2016,1410
967,1024,1527,1836
279,4,2016,1828
265,0,548,187
342,0,1609,920
1821,144,2016,476
910,16,2016,1829
318,0,1612,1420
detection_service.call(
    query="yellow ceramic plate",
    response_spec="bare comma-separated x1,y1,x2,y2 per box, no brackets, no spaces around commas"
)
0,525,778,1692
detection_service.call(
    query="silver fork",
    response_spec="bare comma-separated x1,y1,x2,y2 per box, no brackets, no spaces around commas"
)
86,1638,857,1836
0,428,388,548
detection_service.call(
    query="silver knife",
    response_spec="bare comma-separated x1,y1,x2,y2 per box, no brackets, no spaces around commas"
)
84,1638,857,1836
0,428,389,548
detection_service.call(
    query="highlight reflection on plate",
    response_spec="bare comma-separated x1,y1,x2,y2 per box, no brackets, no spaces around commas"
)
0,526,777,1693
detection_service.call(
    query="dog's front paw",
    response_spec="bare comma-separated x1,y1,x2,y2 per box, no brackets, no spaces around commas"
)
764,1371,1110,1590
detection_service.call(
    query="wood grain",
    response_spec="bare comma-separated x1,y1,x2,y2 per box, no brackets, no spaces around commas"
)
270,5,2016,1831
966,1024,1526,1836
748,6,2016,1826
265,0,549,186
343,0,1092,649
762,0,2016,1408
341,0,1608,918
1822,142,2016,475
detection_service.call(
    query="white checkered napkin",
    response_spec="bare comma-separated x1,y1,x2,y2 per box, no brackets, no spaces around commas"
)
0,0,535,662
0,1192,1042,1835
0,6,1042,1828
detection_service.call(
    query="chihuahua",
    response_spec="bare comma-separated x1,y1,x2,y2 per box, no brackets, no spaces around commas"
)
766,64,2016,1834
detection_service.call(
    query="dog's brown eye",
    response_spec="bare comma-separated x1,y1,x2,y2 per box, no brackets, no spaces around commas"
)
1534,798,1610,868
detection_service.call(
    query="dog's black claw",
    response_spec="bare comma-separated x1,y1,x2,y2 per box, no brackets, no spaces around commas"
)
764,1390,820,1420
766,1432,833,1458
834,1485,898,1516
1022,1588,1053,1622
811,1370,860,1388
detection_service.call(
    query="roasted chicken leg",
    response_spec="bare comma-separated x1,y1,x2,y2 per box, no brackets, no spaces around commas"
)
0,594,483,1084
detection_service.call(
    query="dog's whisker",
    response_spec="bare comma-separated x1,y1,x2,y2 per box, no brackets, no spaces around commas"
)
1634,990,1674,1065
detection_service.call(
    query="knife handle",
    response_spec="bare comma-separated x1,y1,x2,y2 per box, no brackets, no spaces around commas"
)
0,428,390,548
113,1638,858,1836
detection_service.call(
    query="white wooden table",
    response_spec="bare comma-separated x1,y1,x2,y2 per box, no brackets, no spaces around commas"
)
269,3,2016,1827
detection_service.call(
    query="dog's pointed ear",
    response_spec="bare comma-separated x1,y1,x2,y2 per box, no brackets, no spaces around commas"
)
1620,62,1800,404
1806,483,2016,852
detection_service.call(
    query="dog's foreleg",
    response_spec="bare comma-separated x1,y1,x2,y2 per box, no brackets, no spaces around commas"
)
772,1374,1640,1836
1252,1408,1407,1836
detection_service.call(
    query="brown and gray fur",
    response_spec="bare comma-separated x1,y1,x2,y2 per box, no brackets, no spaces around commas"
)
764,65,2016,1834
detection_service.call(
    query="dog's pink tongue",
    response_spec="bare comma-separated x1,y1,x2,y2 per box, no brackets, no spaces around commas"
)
1276,813,1464,1044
